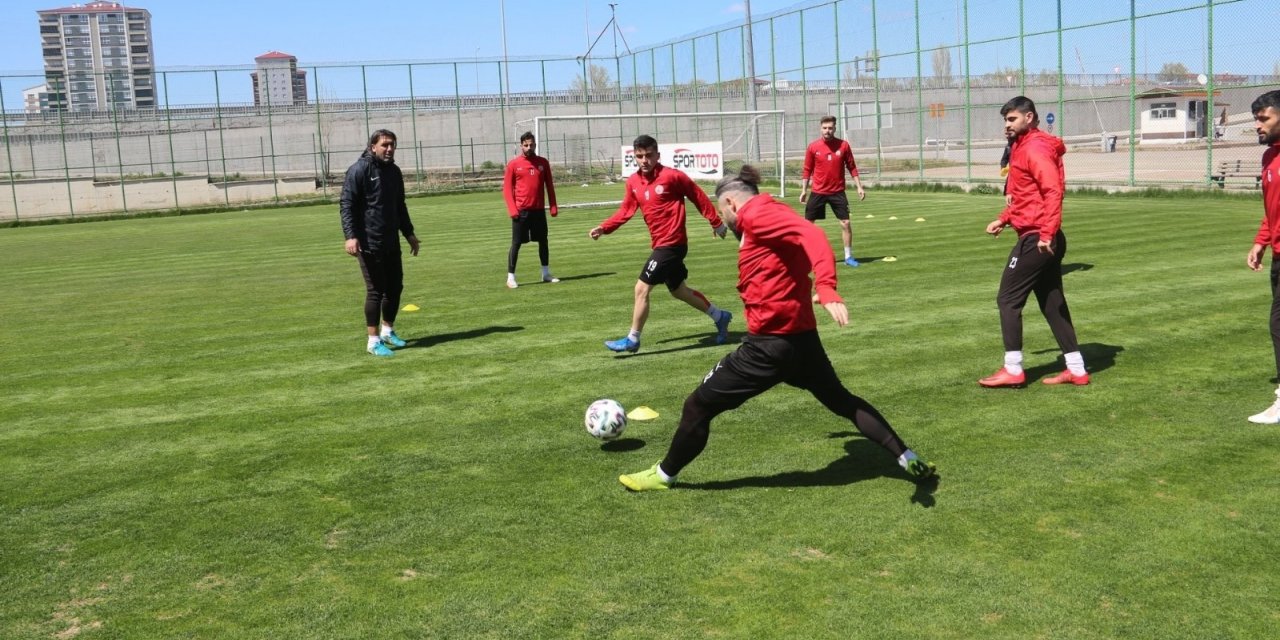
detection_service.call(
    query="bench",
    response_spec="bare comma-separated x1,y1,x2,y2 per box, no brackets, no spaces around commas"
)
1212,159,1261,189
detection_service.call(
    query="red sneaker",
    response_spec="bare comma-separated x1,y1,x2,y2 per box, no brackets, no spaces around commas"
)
1042,370,1090,386
978,367,1026,388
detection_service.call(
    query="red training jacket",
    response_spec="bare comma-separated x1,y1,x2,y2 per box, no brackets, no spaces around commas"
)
503,154,557,217
999,127,1066,243
734,193,842,335
801,138,859,195
599,164,722,248
1253,144,1280,252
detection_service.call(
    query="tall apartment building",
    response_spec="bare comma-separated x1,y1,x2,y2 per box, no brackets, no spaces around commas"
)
250,51,308,108
37,1,155,112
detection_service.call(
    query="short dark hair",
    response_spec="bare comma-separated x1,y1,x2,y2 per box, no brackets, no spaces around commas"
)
820,115,837,126
1000,96,1038,121
368,129,397,147
632,134,658,151
715,165,762,199
519,131,535,143
1253,90,1280,115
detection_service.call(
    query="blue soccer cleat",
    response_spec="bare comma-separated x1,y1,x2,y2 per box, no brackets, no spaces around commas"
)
845,257,861,268
368,342,395,357
380,330,407,348
605,336,641,353
714,310,732,345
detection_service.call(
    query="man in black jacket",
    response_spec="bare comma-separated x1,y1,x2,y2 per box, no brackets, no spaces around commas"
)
340,129,420,357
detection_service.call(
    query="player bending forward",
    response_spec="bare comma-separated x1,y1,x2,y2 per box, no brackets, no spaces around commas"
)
619,165,937,491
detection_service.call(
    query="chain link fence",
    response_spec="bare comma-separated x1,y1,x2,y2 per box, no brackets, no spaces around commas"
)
0,0,1271,221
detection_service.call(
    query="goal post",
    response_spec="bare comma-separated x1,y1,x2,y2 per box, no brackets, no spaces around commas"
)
525,110,786,209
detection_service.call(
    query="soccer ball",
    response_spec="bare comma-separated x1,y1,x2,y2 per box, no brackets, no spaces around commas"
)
585,399,627,440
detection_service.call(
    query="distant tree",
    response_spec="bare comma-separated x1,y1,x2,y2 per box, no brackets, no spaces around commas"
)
1157,62,1191,84
1273,60,1280,79
931,46,953,87
571,64,615,99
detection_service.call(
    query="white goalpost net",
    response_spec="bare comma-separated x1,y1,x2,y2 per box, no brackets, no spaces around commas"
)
525,110,786,209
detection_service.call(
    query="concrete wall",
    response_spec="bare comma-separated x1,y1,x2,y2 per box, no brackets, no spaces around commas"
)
0,174,319,221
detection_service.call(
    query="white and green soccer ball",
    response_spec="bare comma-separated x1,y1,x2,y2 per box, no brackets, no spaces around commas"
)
585,399,627,440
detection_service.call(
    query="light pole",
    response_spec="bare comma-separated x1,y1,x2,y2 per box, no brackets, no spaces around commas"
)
475,47,481,96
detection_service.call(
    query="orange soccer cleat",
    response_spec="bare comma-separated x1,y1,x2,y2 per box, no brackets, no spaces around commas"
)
1042,370,1090,386
978,367,1026,388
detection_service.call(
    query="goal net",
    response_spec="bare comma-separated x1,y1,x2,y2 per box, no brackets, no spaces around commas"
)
526,110,787,209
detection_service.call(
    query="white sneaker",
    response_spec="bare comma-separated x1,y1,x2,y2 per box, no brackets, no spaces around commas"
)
506,279,518,289
1247,398,1280,424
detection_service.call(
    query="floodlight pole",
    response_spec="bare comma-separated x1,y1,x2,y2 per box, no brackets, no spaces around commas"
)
500,0,511,96
745,0,759,161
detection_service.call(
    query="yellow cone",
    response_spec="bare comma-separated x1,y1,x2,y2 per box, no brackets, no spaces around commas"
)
627,406,659,421
915,217,926,222
888,216,898,220
865,214,874,218
882,256,898,262
401,304,420,312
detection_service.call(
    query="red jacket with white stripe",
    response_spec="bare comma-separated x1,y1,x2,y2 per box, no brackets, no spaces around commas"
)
801,138,859,195
1253,145,1280,251
999,127,1067,242
599,164,722,248
734,193,842,335
503,154,557,217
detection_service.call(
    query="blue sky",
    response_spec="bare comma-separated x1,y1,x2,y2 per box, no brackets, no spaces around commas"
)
0,0,1262,108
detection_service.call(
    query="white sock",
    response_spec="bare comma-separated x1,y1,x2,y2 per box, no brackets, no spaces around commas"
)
1064,351,1086,375
655,464,674,483
541,265,551,277
1003,351,1024,375
380,324,394,337
627,329,641,342
507,272,517,283
844,246,852,259
897,449,918,470
706,303,721,319
367,335,382,349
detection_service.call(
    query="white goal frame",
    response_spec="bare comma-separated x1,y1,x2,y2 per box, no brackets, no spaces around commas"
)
524,110,787,208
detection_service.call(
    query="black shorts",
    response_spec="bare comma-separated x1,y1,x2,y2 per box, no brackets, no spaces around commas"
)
804,191,850,221
694,331,841,411
639,245,689,292
512,209,548,244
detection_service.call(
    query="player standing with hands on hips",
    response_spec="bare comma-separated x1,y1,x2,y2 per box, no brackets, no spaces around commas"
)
979,96,1088,387
588,135,733,353
502,131,559,289
1243,90,1280,423
618,165,936,491
340,129,420,357
799,115,866,267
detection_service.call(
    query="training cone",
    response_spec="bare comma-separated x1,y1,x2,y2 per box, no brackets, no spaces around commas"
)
915,217,926,222
882,256,898,262
401,304,420,312
865,214,874,218
888,216,898,220
627,406,659,421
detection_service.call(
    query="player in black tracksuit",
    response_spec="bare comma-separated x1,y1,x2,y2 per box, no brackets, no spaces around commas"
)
340,129,420,356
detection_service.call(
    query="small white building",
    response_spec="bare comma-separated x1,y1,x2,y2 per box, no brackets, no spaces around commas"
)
23,84,50,114
1137,87,1225,145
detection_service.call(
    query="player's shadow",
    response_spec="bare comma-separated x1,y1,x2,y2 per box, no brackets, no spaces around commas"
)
853,255,893,264
679,435,939,507
543,271,615,283
1061,263,1094,275
615,332,739,357
1026,342,1124,380
405,325,524,348
600,438,646,452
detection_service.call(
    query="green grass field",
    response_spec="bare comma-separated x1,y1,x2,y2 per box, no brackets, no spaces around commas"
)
2,186,1277,639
